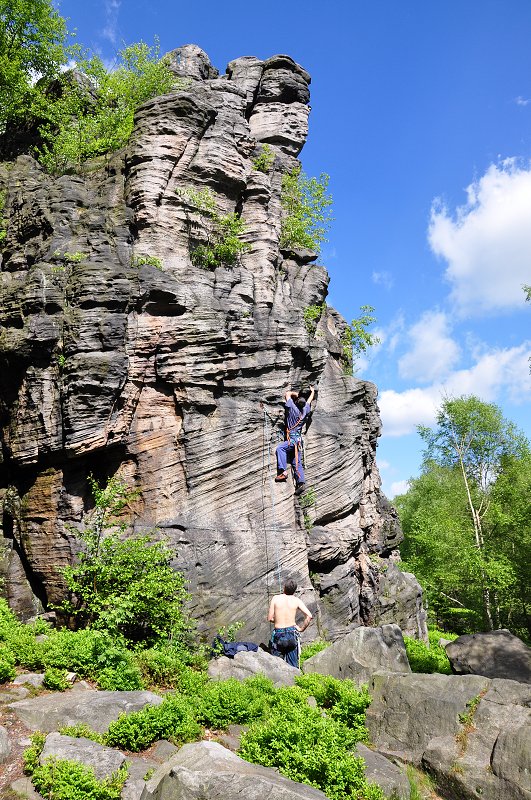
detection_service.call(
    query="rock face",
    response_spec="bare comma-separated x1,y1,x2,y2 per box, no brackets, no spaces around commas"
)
303,624,411,682
141,740,328,800
445,629,531,684
208,649,300,686
0,44,424,642
367,672,531,800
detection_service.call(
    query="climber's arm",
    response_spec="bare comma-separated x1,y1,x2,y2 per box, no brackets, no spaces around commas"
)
295,598,313,632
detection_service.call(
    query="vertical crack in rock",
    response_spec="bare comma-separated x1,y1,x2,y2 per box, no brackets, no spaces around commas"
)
0,45,426,642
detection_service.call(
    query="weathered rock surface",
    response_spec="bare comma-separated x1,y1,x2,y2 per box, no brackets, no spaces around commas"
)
9,689,162,732
0,724,10,763
208,649,300,686
354,744,410,800
445,629,531,683
13,672,45,688
303,624,411,682
367,672,531,800
141,740,328,800
0,44,424,642
40,732,126,781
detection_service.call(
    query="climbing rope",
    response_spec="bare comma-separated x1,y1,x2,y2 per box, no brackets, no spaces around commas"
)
262,403,283,594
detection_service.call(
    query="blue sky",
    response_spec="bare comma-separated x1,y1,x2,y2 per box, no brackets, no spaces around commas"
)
56,0,531,496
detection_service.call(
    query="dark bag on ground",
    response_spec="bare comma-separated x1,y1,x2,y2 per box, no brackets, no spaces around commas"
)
211,635,258,659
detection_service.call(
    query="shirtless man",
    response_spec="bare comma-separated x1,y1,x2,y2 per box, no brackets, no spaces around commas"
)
267,578,313,668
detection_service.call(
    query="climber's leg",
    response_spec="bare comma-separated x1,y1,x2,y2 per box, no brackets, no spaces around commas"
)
291,445,305,487
275,441,292,481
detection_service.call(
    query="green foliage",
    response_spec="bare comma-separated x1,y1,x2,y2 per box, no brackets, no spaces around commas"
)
295,674,371,736
524,284,531,302
340,306,380,375
280,166,332,254
299,639,330,664
239,687,382,800
197,676,274,729
0,0,68,130
458,694,481,726
60,251,88,263
252,144,275,173
31,758,128,800
403,635,452,674
58,724,104,744
105,693,201,751
211,620,245,656
34,40,181,174
135,646,208,691
299,486,316,509
131,253,163,270
0,642,16,682
61,476,192,647
43,667,69,691
23,731,46,775
178,186,250,269
303,304,325,335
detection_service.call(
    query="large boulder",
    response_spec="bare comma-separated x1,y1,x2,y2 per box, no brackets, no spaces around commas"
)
368,672,531,800
140,740,328,800
9,689,162,733
208,649,300,686
40,733,126,781
303,624,410,682
354,744,410,800
445,629,531,683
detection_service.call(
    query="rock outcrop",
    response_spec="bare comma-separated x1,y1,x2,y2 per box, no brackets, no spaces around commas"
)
208,649,300,686
367,672,531,800
0,45,425,641
303,624,411,682
445,629,531,684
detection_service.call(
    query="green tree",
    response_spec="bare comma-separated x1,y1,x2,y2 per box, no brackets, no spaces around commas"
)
340,306,380,375
61,476,193,647
408,396,528,631
280,167,333,254
34,40,178,174
0,0,67,128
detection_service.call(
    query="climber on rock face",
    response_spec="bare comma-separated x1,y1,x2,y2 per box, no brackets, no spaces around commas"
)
275,385,315,495
268,578,313,668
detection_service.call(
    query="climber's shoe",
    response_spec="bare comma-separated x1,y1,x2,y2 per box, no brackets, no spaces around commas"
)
294,482,306,496
275,473,288,482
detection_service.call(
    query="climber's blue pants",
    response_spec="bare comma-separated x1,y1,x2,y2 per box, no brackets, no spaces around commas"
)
271,626,300,668
276,441,305,484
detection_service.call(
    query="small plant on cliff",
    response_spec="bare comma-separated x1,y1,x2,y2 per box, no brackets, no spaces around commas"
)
340,306,380,375
61,476,193,648
280,166,333,254
252,144,275,173
303,303,325,335
131,253,163,270
177,186,250,269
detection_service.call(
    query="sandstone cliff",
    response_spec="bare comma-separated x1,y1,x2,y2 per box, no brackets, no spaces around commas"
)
0,45,425,642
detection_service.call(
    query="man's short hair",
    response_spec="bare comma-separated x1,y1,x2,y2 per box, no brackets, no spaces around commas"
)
283,579,297,595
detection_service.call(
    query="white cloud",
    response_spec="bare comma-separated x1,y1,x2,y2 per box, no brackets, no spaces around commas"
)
398,310,460,382
378,459,390,470
102,0,121,44
372,270,394,290
389,480,410,498
379,342,531,437
515,96,530,107
429,160,531,315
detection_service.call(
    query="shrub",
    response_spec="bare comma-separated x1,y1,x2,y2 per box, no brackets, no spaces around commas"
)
59,724,104,743
303,304,324,335
61,476,193,648
280,167,332,254
105,694,200,751
0,643,16,683
197,677,273,729
23,732,46,775
299,639,330,665
403,634,452,675
43,667,69,691
34,40,183,175
295,674,371,739
31,758,128,800
239,695,382,800
252,144,275,173
340,306,380,376
178,186,250,269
